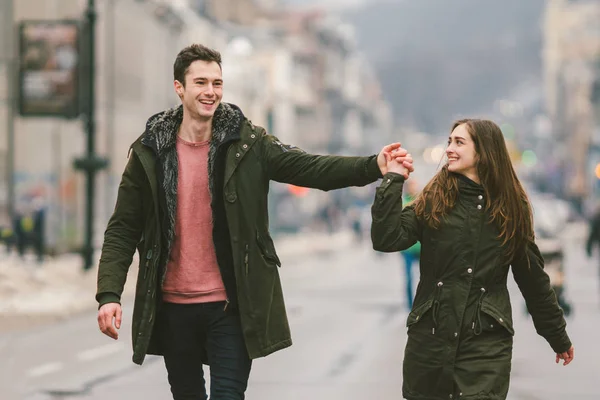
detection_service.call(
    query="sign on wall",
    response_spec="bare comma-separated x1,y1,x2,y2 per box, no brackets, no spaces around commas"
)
18,20,80,118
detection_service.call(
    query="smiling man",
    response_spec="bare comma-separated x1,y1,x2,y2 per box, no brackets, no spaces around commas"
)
95,44,413,400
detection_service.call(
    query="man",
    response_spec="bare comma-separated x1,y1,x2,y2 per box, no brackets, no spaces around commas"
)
96,43,413,400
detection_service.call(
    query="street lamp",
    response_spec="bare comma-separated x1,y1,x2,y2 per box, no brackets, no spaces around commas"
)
73,0,109,270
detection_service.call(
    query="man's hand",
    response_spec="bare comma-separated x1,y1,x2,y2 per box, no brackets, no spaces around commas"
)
378,143,414,176
98,303,122,340
387,153,414,179
555,346,574,366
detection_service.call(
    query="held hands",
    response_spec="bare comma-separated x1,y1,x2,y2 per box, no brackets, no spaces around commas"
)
98,303,122,340
377,143,414,179
555,346,574,366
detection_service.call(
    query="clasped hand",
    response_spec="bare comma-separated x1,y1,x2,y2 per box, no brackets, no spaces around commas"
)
377,142,414,179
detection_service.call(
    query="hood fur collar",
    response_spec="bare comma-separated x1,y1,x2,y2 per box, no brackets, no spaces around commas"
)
141,102,244,155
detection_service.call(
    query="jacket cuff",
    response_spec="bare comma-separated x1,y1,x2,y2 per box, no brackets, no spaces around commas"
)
96,292,121,309
365,155,383,179
549,332,572,354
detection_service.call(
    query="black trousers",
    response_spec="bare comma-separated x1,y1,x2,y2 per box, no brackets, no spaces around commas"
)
160,301,252,400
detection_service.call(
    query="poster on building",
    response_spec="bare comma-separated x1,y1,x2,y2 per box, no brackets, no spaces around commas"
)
18,20,80,118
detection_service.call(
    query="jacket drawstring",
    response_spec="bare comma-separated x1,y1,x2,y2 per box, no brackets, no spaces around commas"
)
432,281,444,335
472,287,487,335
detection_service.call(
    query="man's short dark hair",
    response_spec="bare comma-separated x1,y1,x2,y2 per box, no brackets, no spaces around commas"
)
173,44,222,86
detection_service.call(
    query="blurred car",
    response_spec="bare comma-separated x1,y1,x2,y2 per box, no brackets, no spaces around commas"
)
530,194,573,316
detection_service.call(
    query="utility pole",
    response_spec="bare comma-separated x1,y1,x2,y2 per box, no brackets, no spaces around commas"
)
1,0,15,222
74,0,108,270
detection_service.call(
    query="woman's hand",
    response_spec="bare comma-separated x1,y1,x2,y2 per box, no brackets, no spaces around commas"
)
386,150,413,179
377,144,414,176
555,346,574,366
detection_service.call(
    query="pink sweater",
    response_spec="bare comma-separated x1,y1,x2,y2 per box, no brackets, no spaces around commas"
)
162,136,227,304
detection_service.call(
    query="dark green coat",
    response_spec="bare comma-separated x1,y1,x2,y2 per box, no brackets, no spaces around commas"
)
96,103,382,365
371,172,571,400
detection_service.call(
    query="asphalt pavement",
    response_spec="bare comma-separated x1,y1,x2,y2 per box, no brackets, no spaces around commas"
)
0,223,598,400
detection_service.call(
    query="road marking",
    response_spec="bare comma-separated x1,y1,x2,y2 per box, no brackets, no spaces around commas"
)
27,362,63,377
77,343,124,362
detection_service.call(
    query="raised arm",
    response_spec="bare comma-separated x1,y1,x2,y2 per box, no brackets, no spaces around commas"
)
257,131,410,190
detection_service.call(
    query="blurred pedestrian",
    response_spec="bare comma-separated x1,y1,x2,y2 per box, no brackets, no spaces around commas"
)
95,43,413,400
371,119,574,399
586,205,600,300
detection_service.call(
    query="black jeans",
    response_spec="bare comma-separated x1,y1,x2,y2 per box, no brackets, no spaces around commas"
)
160,301,252,400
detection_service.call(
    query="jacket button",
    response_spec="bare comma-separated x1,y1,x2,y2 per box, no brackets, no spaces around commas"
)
236,153,240,158
467,268,473,274
251,134,256,139
454,332,458,337
477,205,482,210
499,318,503,323
243,144,248,149
478,195,483,200
226,193,237,203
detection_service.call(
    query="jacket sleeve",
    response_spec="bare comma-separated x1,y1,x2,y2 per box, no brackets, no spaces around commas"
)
96,151,145,307
257,133,382,190
371,172,421,252
511,239,571,353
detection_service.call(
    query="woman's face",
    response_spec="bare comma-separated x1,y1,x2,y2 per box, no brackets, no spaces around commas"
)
446,123,479,182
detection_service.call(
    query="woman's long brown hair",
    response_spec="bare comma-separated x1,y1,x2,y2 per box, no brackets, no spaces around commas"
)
412,119,534,262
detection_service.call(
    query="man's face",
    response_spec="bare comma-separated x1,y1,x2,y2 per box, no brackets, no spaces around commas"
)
174,60,223,120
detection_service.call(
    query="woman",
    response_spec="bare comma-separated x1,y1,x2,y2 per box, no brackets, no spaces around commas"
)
371,119,574,399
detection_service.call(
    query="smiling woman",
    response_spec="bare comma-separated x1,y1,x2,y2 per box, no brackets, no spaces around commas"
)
371,118,574,400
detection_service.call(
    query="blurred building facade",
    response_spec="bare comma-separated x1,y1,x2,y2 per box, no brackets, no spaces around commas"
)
543,0,600,211
0,0,392,251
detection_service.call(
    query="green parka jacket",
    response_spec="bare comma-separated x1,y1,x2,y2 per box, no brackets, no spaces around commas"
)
96,103,383,365
371,172,571,400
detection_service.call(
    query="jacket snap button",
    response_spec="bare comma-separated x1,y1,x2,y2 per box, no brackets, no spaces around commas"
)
236,153,240,158
499,318,503,323
243,144,248,149
477,204,482,210
226,193,237,203
386,178,391,183
251,134,256,139
467,268,472,274
478,195,483,200
416,315,419,320
437,281,443,287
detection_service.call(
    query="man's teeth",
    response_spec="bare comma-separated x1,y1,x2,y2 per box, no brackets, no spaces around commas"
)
200,100,214,104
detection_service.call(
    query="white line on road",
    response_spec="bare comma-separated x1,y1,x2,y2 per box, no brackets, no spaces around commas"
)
27,362,64,377
76,343,124,362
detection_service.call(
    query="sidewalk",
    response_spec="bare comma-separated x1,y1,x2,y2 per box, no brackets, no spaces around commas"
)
0,229,355,331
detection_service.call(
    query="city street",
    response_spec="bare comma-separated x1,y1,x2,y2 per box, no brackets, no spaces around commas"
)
0,226,598,400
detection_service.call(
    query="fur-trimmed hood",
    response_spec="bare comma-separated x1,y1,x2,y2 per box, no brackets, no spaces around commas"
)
141,102,244,155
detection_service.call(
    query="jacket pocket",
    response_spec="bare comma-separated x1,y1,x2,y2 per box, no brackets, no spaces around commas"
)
256,230,281,267
406,298,434,328
480,302,515,336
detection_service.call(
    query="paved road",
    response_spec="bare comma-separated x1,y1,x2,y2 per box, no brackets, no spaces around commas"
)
1,232,598,400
